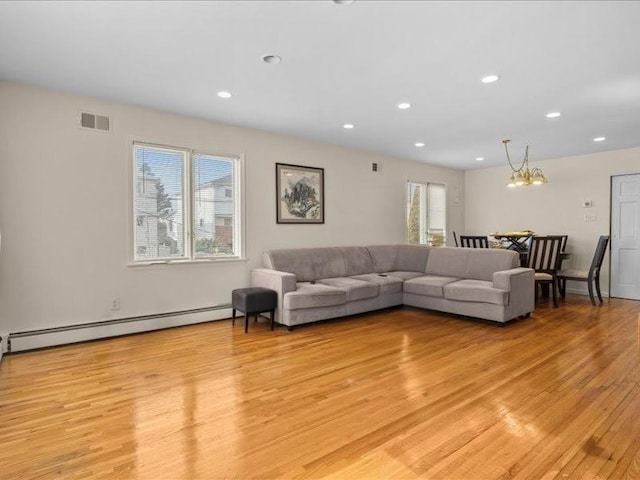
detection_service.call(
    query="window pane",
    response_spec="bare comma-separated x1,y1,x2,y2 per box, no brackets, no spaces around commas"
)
193,154,235,257
407,182,425,245
427,183,446,246
407,181,446,246
134,145,186,260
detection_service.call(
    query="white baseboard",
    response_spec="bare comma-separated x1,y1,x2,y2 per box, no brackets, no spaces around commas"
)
565,287,609,298
8,307,232,352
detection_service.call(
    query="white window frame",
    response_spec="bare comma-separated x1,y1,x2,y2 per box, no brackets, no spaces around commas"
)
130,141,244,265
406,180,447,246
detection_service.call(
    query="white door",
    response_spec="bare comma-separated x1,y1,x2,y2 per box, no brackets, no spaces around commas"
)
611,174,640,300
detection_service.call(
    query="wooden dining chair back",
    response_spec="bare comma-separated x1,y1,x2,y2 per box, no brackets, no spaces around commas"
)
560,235,568,252
558,235,609,305
547,234,569,268
527,235,565,307
453,231,459,247
459,235,489,248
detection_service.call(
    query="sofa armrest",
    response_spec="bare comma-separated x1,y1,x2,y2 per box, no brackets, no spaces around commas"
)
493,267,535,317
251,268,297,293
493,267,534,291
251,268,297,324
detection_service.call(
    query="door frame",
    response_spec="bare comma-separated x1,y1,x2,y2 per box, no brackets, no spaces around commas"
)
609,172,640,299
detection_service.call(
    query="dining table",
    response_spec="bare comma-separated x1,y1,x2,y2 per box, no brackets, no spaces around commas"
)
492,231,535,265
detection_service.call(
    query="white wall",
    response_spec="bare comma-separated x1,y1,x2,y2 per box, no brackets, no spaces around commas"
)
465,147,640,295
0,81,465,336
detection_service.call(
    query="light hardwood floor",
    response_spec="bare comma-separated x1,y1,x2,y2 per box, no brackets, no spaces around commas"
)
1,295,640,479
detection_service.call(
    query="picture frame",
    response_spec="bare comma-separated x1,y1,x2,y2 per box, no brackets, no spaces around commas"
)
276,163,324,224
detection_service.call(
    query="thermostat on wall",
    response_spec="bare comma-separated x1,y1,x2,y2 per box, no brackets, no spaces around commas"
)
583,200,593,208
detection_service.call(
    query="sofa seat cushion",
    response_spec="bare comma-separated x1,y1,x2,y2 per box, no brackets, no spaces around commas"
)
443,279,509,306
284,283,347,310
317,277,379,301
403,275,460,298
350,273,403,295
386,271,425,281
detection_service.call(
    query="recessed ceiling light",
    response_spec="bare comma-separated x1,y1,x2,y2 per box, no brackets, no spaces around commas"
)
475,157,484,161
415,142,425,147
397,103,411,110
333,0,355,4
343,124,355,129
593,136,606,142
217,91,232,99
546,111,561,118
262,54,282,64
481,75,500,84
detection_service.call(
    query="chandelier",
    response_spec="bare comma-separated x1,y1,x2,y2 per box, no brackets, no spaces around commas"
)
503,139,548,187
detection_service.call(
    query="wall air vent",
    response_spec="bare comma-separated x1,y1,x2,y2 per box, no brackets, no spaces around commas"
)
80,112,111,132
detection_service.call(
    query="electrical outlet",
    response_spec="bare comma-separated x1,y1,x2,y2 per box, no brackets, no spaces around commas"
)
111,297,120,311
584,213,597,222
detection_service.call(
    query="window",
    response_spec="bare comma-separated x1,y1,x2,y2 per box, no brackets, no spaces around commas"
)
133,143,242,262
407,181,446,246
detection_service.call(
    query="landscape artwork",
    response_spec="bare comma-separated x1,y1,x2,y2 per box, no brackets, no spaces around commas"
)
276,163,324,224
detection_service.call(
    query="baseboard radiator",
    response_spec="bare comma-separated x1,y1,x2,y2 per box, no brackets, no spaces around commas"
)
8,304,232,353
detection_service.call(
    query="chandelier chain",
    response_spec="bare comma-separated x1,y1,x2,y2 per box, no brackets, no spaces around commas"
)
503,139,529,173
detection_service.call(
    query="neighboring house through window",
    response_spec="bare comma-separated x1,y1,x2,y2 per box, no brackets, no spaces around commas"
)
132,142,242,262
407,181,446,246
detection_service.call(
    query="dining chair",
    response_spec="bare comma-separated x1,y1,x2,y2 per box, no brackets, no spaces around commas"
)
527,235,564,307
452,231,459,247
459,235,489,248
558,235,609,305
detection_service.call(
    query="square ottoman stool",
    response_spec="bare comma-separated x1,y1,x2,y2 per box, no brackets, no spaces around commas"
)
231,287,277,333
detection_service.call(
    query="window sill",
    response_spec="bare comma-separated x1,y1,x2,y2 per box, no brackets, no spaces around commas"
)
128,257,248,268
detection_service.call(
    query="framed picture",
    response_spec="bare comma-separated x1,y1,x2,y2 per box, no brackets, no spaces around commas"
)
276,163,324,224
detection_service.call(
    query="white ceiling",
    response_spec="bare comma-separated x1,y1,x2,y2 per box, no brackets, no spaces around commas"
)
1,1,639,170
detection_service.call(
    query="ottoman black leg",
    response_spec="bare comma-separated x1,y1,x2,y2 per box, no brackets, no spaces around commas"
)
270,309,275,330
244,313,249,334
232,308,236,326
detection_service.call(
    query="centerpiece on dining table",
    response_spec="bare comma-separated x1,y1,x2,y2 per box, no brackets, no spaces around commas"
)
491,231,534,252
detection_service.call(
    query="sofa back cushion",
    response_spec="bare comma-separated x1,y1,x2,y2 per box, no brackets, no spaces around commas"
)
366,245,398,273
425,247,519,281
396,245,430,272
465,248,519,281
425,247,470,278
265,247,346,282
339,247,374,276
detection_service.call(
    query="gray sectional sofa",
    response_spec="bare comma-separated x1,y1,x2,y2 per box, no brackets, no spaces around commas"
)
250,245,535,328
